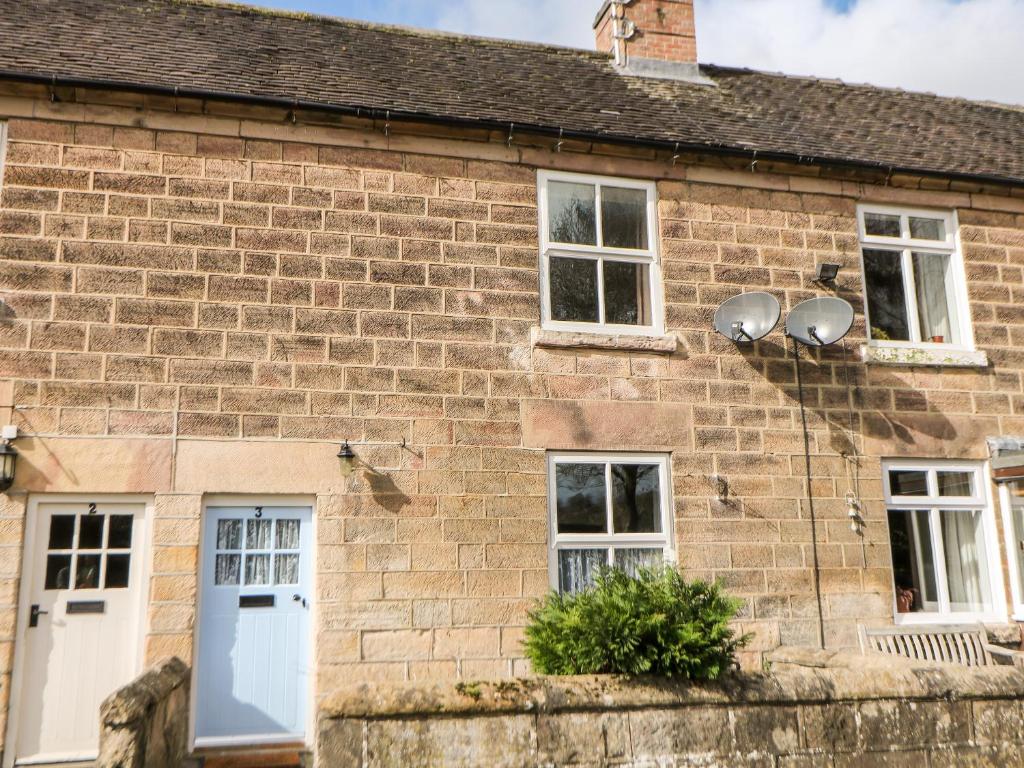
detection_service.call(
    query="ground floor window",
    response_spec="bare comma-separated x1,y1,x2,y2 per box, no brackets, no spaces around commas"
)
1000,480,1024,618
884,460,1002,622
547,452,673,593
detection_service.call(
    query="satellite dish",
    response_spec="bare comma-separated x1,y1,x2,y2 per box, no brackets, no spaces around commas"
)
785,297,855,346
713,292,781,343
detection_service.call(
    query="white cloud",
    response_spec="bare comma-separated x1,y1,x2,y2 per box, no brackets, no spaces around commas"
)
426,0,1024,105
433,0,597,48
695,0,1024,105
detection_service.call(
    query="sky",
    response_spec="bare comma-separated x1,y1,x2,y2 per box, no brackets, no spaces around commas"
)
239,0,1024,106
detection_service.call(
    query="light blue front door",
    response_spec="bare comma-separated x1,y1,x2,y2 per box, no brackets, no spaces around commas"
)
195,506,312,745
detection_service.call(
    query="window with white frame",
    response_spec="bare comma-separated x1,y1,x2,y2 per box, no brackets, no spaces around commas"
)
883,461,1002,622
538,171,662,335
547,453,673,594
1000,480,1024,618
858,206,972,349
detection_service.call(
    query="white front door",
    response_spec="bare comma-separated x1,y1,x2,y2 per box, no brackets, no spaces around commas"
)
13,501,146,765
195,506,312,746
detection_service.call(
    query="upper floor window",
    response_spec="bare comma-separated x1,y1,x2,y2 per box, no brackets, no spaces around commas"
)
884,460,1002,624
538,171,662,335
858,205,972,349
547,452,673,594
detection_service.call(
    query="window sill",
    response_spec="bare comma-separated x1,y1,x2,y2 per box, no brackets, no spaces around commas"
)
893,613,1005,626
861,345,989,369
532,327,678,354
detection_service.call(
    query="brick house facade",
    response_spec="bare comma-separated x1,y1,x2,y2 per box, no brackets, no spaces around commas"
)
2,0,1024,761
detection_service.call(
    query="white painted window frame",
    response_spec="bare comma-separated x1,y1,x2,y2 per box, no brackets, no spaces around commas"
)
546,452,675,591
882,459,1005,625
857,204,975,352
998,481,1024,621
538,170,664,336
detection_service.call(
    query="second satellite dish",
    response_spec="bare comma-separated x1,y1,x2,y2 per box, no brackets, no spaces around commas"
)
785,297,854,346
713,292,781,343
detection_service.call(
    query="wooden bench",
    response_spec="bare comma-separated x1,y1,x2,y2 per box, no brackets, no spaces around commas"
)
858,624,1024,667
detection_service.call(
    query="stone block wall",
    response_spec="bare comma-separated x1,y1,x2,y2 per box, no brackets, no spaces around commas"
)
97,656,190,768
317,652,1024,767
1,85,1024,704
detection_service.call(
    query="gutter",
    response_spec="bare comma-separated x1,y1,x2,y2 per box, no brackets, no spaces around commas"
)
2,70,1022,190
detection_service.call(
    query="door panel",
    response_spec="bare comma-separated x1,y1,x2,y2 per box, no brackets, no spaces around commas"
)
14,502,146,764
196,506,312,744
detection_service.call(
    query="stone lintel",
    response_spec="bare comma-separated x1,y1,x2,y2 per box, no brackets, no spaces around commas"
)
522,399,692,451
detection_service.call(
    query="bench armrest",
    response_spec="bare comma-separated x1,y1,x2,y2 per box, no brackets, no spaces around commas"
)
984,643,1024,666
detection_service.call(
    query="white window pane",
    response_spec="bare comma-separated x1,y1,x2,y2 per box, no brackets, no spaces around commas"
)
276,519,300,550
863,249,911,342
611,464,662,533
275,553,300,585
937,471,974,497
912,252,959,345
217,520,242,550
888,509,939,613
246,519,272,550
548,181,596,245
555,463,607,534
940,509,992,613
889,469,928,496
909,216,946,241
864,212,901,237
601,186,648,249
603,261,651,326
1012,503,1024,602
245,554,270,585
558,548,606,593
215,554,241,586
550,256,599,323
614,547,663,577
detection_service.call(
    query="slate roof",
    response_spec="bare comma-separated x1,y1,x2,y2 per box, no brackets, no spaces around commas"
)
2,0,1023,186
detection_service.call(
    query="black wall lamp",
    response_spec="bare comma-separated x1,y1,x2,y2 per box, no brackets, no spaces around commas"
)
813,263,842,284
0,426,18,493
338,437,407,477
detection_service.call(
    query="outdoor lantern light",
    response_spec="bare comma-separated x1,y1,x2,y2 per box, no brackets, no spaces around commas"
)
0,440,17,493
337,437,408,477
814,263,842,283
337,440,357,478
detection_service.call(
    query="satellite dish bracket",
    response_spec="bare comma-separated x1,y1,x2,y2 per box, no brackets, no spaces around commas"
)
731,321,753,342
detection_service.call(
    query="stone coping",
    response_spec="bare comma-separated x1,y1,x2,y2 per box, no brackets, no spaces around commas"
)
100,656,189,727
319,650,1024,720
531,327,679,353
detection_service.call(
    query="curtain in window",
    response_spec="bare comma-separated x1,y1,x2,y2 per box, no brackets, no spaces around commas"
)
941,509,990,612
913,253,955,344
613,548,662,577
557,549,605,593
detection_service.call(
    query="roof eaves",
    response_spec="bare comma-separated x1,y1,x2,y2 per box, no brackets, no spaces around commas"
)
2,68,1022,190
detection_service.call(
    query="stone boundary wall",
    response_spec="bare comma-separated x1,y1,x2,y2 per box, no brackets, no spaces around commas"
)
317,650,1024,767
97,657,190,768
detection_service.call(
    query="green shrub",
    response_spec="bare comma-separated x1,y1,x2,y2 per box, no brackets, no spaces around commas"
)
523,567,748,679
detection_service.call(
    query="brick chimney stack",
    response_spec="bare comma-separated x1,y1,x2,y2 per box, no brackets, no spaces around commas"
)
594,0,699,75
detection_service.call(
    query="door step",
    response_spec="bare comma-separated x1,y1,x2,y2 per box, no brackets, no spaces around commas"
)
195,746,309,768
